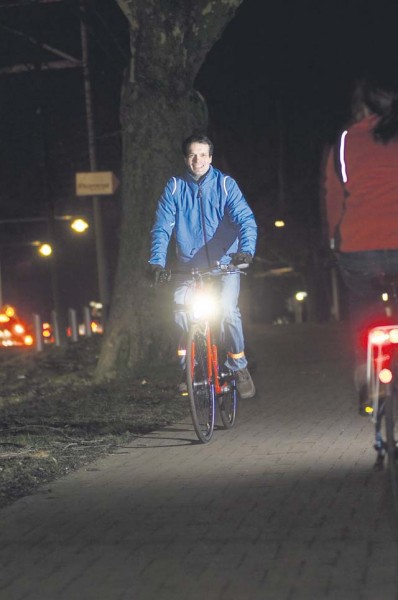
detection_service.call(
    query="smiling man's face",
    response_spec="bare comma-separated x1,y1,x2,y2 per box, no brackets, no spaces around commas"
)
184,142,212,178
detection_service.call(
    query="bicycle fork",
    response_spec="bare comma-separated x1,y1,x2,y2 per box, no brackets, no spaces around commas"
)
211,342,233,396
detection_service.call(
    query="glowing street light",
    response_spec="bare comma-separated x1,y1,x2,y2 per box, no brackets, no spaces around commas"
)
38,243,52,257
295,291,307,302
70,218,89,233
0,216,89,322
274,219,285,228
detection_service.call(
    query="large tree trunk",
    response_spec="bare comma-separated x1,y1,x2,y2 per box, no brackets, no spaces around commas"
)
95,0,244,380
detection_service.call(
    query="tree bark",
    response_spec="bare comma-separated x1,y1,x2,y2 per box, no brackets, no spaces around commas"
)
95,0,244,380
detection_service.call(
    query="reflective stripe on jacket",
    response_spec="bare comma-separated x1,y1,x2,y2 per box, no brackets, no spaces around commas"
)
325,114,398,252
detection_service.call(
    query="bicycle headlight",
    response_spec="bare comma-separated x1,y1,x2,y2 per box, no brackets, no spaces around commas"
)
190,291,219,321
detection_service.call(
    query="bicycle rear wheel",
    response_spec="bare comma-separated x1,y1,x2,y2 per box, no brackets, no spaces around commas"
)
218,369,238,429
384,385,398,511
186,324,215,443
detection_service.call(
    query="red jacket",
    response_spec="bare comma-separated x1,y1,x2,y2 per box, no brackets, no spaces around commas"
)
324,114,398,252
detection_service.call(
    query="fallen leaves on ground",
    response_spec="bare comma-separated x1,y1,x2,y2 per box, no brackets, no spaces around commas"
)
0,337,187,508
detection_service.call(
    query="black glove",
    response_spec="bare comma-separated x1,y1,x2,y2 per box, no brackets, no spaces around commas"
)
150,264,170,286
230,252,253,267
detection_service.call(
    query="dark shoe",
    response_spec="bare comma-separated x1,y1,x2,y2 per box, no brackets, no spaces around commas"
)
236,368,256,399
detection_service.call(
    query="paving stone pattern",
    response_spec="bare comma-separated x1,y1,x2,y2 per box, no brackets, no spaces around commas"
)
1,323,398,600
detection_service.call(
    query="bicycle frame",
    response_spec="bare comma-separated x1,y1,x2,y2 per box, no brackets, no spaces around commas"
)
184,265,241,442
188,324,223,389
190,324,228,397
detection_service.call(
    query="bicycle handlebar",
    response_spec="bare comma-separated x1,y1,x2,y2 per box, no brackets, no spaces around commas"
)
168,263,248,280
151,261,248,288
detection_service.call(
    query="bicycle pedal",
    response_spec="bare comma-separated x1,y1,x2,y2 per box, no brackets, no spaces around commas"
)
219,384,231,394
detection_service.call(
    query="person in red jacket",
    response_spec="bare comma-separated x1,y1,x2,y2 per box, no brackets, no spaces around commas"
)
324,75,398,407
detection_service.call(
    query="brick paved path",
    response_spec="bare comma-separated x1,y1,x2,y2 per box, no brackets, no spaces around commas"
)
1,323,398,600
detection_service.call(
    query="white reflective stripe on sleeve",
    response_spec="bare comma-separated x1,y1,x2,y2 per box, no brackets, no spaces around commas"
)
223,176,229,196
171,177,177,195
339,130,348,183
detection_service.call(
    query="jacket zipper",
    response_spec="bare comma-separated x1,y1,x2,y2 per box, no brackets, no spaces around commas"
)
198,185,212,268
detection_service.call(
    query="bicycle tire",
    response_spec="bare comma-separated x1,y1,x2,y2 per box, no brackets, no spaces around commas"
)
186,324,215,443
218,369,238,429
384,385,398,511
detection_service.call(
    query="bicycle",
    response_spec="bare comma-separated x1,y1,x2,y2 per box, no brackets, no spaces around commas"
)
361,275,398,509
176,263,246,443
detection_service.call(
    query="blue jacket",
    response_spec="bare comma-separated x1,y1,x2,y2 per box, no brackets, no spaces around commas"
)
150,166,257,269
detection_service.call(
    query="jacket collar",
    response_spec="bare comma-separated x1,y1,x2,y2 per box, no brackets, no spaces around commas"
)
185,165,215,186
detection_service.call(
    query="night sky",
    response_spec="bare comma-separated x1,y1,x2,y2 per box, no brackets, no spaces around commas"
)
0,0,397,322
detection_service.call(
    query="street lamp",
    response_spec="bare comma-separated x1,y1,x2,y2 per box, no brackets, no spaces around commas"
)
0,215,89,311
293,291,307,324
0,240,52,307
274,219,286,228
38,242,52,257
71,218,89,233
295,291,307,302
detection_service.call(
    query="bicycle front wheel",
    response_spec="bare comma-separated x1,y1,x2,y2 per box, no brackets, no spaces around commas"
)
186,324,215,443
384,385,398,511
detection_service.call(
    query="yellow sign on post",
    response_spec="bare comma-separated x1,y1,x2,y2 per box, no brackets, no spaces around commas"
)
75,172,119,196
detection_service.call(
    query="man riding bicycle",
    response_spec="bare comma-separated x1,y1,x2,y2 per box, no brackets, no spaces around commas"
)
149,133,257,398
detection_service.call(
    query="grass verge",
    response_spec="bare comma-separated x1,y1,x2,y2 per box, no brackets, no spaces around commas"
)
0,337,188,509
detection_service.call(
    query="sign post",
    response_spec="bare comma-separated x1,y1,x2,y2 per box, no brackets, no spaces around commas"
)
75,172,119,196
75,171,119,325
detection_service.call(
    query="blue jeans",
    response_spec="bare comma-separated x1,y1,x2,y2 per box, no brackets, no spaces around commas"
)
337,250,398,368
173,272,247,371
